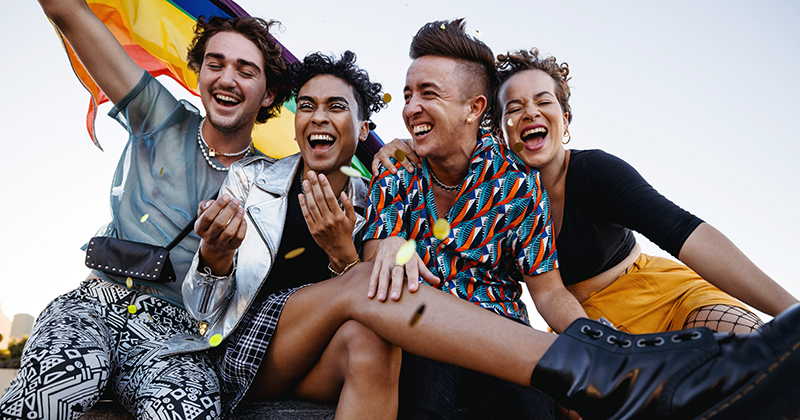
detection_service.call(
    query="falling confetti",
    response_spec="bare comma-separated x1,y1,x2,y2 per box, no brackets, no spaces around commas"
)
409,304,426,326
433,218,451,240
284,247,306,259
513,142,525,153
395,239,417,265
383,93,392,103
159,167,164,175
340,165,365,179
507,118,514,127
128,305,137,314
440,23,446,30
111,186,124,196
126,277,133,289
394,149,406,162
475,30,482,36
140,214,149,223
209,334,223,347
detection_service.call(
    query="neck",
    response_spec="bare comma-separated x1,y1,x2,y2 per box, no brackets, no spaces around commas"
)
538,147,569,193
426,131,476,187
201,118,254,166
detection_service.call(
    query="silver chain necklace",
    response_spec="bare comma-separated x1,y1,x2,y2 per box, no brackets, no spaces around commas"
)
197,118,253,172
429,168,461,192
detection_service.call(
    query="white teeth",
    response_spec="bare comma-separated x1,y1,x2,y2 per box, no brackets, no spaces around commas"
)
413,124,432,134
309,134,334,141
522,127,547,138
215,94,239,103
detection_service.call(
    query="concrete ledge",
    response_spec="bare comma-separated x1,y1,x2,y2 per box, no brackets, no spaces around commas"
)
85,399,335,419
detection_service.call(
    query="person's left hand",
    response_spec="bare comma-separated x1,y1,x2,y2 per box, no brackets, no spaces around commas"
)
299,171,359,270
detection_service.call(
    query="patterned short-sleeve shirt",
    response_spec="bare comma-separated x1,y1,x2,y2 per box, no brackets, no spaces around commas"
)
364,131,557,323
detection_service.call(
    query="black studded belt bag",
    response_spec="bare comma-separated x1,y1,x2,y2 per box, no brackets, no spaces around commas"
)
84,215,197,283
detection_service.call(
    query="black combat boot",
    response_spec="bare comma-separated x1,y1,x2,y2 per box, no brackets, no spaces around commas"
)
531,303,800,420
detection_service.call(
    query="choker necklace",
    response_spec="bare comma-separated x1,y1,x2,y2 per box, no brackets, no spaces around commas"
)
429,168,461,192
299,170,346,209
197,118,253,172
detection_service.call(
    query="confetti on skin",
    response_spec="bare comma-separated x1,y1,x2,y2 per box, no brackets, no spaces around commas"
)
126,277,133,289
433,218,451,240
396,239,417,265
128,305,137,314
209,334,223,347
284,247,306,259
140,214,149,223
440,23,446,30
394,149,406,162
513,142,525,153
409,304,426,326
507,118,514,127
340,165,365,179
383,93,392,103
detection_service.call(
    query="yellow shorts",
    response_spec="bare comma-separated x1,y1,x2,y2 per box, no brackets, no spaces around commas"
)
580,254,749,334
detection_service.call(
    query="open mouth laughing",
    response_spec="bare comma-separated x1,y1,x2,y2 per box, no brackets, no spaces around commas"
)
413,124,432,137
213,93,241,107
308,133,336,150
521,126,547,142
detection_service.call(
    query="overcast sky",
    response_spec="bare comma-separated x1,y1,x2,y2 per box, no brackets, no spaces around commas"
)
1,1,799,331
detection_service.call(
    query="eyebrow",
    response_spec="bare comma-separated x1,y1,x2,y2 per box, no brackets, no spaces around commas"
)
204,52,263,73
504,91,555,108
404,81,442,92
297,95,351,105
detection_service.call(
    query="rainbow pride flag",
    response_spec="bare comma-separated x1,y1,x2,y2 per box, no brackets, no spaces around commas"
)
56,0,382,172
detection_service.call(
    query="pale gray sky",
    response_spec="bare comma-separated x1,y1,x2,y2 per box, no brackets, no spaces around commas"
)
1,1,799,331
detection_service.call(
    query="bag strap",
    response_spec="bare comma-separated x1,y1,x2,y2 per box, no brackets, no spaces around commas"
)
165,193,220,251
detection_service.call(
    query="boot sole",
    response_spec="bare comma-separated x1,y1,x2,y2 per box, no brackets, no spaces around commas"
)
694,339,800,420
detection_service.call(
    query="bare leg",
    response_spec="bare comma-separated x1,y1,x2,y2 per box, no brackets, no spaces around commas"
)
250,263,554,391
683,304,764,333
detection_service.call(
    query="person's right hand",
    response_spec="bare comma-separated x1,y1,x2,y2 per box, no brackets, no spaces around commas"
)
371,138,420,175
195,194,246,274
367,236,440,302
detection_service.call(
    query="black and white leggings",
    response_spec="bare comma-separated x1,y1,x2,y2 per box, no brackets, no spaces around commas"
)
0,279,220,420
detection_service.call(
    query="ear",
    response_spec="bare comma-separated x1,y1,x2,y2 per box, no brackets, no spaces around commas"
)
358,120,369,142
467,95,487,123
563,112,570,134
261,86,277,108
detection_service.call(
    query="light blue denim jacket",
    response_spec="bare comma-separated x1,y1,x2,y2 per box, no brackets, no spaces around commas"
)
159,153,367,356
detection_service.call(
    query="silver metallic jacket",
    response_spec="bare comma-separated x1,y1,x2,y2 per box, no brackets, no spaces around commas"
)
159,153,368,356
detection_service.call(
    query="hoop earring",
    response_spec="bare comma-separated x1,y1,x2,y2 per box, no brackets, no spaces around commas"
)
563,130,571,145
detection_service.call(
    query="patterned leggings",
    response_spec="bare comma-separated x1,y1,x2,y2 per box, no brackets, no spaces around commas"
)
0,279,220,420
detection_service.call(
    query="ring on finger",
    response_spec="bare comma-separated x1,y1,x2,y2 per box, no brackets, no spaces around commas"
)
392,262,404,268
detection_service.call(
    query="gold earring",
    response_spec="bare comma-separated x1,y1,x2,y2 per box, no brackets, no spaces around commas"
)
562,130,571,145
467,117,473,123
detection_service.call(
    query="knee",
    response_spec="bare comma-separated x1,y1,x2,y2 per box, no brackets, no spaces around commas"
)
339,320,401,382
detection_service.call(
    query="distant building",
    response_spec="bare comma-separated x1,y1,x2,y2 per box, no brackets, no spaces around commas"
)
10,314,34,342
0,304,10,349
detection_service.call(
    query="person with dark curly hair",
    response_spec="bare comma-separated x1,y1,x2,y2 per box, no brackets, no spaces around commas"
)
0,1,291,418
171,51,400,417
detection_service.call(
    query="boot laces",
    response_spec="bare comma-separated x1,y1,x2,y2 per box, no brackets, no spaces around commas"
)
581,324,703,348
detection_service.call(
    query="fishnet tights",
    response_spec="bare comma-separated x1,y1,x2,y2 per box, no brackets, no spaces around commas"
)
684,304,764,333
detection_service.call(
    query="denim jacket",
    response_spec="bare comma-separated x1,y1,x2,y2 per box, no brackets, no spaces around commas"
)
159,153,367,356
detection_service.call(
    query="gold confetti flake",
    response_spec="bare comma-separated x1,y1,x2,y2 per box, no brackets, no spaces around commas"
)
140,214,149,223
475,30,482,36
507,118,514,127
395,239,417,265
383,93,392,103
512,142,525,153
409,304,425,326
394,149,406,162
126,277,133,289
433,218,451,240
284,247,306,259
340,165,363,178
440,23,446,30
127,305,137,314
159,167,164,175
209,333,223,347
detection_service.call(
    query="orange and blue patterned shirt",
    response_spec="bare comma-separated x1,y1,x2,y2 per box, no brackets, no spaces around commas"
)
364,131,557,324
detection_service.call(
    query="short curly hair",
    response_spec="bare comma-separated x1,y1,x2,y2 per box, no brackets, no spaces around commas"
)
492,48,572,135
292,51,386,122
186,16,293,123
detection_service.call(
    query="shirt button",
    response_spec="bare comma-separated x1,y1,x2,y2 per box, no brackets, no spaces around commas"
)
251,207,260,214
256,178,266,185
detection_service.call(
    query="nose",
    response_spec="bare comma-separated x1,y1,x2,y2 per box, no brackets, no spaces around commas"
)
311,107,328,125
403,94,422,118
218,66,237,87
522,104,540,121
